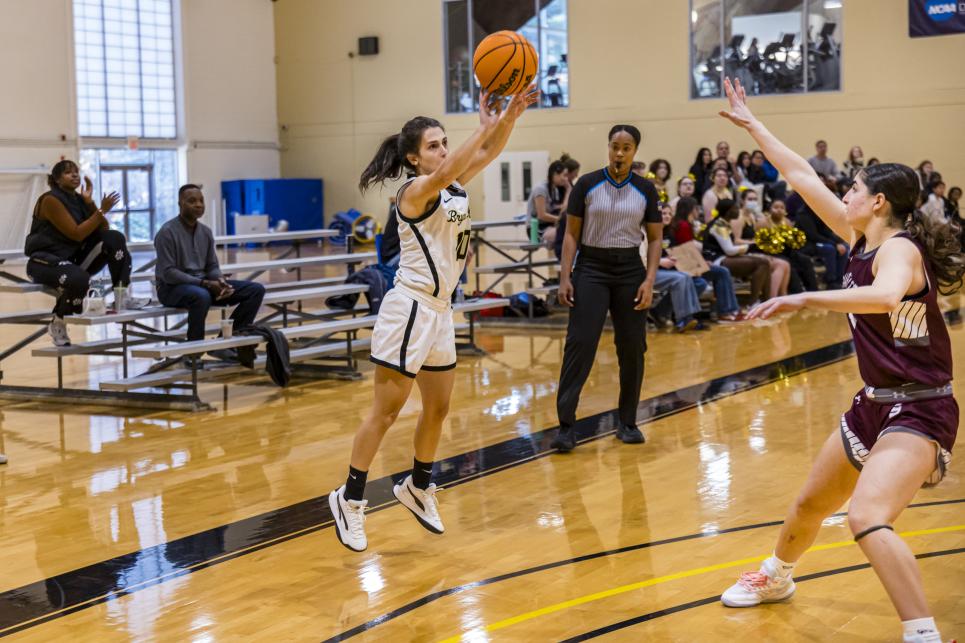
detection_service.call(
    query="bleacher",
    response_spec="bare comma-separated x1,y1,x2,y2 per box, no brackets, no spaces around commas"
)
0,227,508,411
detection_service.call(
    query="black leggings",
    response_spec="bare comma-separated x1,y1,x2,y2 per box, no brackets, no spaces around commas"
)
27,229,132,317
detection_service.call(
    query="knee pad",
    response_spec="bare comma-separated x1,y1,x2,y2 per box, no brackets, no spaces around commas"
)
853,524,893,542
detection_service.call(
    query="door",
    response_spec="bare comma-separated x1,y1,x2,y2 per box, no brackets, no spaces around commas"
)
482,151,549,241
100,165,155,242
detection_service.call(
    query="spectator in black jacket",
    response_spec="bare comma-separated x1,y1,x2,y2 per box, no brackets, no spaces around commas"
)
786,189,848,289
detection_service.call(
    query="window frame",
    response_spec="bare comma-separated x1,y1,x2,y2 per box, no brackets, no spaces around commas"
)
71,0,183,141
688,0,843,100
441,0,571,114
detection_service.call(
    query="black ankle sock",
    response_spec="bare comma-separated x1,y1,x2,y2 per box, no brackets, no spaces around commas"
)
343,465,367,501
411,458,433,490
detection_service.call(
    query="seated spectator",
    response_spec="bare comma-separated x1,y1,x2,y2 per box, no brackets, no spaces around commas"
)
667,197,743,322
701,199,771,305
947,186,961,220
701,167,734,222
669,174,696,212
648,158,672,202
786,188,849,289
921,179,947,219
867,157,880,167
736,151,754,188
841,145,865,179
734,189,792,297
528,160,570,247
690,147,713,197
25,159,131,346
155,185,266,354
763,199,818,292
554,155,581,260
747,149,787,203
649,202,704,332
669,195,701,245
716,140,737,173
916,160,935,188
806,139,839,178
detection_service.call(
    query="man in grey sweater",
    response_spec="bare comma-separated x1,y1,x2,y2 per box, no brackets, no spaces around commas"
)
806,139,840,178
155,184,265,343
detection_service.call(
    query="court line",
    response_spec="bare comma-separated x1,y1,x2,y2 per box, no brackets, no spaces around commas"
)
0,340,859,637
561,547,965,642
439,526,965,642
320,498,965,641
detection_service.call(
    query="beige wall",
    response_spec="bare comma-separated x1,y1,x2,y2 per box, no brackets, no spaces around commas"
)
275,0,965,222
0,0,280,236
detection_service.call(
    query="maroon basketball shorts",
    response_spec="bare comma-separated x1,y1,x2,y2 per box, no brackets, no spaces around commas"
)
840,385,958,486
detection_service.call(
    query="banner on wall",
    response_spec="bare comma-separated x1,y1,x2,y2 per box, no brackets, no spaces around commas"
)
909,0,965,37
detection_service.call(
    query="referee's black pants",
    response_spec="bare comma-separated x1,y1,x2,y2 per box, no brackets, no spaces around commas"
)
557,246,648,430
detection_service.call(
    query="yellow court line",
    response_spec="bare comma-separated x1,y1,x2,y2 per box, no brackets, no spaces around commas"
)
438,524,965,643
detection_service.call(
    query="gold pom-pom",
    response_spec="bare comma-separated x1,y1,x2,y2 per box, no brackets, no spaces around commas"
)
753,226,785,255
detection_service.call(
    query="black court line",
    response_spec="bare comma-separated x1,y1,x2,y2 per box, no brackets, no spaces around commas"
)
320,497,965,641
0,338,858,637
561,547,965,641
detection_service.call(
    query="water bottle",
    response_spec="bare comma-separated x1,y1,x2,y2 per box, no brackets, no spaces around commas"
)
529,217,539,244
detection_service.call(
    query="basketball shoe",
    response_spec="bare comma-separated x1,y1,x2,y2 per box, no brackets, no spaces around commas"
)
393,475,444,534
721,558,795,607
329,485,368,552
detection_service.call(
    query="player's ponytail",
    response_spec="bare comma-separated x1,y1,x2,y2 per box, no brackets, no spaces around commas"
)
359,116,443,193
860,163,964,294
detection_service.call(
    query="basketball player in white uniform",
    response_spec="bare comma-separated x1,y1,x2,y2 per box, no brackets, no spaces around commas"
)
329,85,538,552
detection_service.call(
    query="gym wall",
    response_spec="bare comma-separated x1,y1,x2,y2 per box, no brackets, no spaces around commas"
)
0,0,281,234
274,0,965,222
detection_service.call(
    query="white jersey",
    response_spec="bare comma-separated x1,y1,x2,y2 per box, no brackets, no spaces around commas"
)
394,177,472,307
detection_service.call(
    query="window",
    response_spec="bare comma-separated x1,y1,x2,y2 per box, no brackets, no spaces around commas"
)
73,1,180,241
444,0,569,113
690,0,841,99
74,0,177,138
79,149,178,242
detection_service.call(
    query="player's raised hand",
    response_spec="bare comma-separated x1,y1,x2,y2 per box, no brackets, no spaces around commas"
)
478,89,501,129
504,83,540,121
718,77,757,131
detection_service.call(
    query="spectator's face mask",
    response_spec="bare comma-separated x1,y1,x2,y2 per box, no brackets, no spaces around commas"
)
745,199,761,213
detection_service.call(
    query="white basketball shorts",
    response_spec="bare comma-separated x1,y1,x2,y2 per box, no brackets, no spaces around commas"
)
369,288,456,377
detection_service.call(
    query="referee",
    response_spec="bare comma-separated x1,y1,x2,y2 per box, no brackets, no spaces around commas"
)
553,124,663,452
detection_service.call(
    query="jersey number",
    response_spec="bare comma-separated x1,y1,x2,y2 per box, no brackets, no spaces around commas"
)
456,230,472,260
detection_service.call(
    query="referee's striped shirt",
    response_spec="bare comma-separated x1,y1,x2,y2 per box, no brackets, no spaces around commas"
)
567,168,661,248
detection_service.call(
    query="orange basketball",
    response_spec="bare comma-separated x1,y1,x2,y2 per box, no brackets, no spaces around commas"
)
473,31,538,97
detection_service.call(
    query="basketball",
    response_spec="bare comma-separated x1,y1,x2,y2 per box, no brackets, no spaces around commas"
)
473,30,538,97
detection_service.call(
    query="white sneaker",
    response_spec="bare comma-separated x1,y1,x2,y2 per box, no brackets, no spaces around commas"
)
721,569,795,607
0,453,7,465
329,485,368,552
48,316,71,346
393,475,444,534
125,295,152,310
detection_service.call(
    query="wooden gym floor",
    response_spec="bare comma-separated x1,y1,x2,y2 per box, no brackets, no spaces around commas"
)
0,254,962,641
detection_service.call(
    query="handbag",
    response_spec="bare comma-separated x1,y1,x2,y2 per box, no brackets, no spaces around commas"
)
82,288,106,316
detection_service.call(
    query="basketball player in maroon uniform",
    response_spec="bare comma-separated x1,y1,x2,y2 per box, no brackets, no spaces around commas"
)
717,78,963,643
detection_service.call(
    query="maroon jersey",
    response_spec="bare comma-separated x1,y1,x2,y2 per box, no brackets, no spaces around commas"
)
843,232,953,388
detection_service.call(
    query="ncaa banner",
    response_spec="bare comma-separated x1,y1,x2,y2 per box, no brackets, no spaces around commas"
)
909,0,965,37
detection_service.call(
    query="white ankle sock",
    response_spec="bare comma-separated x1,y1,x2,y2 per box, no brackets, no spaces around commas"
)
902,617,941,642
763,553,796,579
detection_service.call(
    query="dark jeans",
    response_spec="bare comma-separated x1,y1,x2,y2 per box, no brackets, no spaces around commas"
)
27,228,132,317
813,242,849,286
557,246,648,429
158,279,266,341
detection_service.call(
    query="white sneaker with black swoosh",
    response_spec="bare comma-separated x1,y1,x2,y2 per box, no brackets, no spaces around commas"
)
393,475,444,534
329,485,368,552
